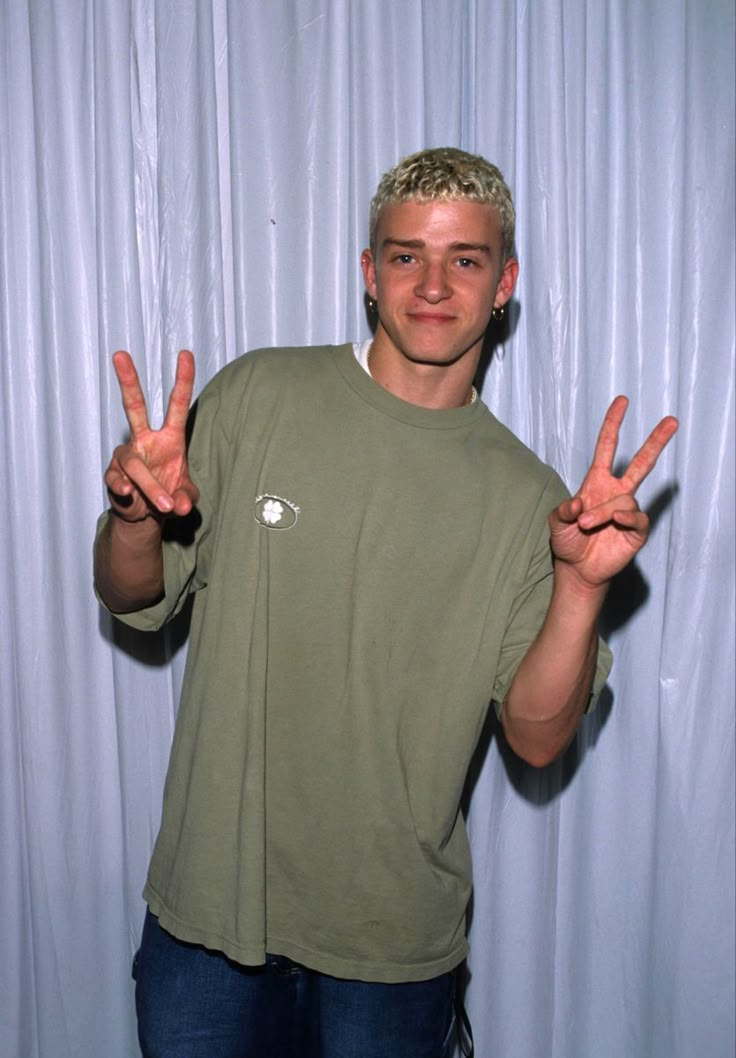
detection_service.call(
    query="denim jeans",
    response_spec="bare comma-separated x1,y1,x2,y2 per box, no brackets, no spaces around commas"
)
134,911,457,1058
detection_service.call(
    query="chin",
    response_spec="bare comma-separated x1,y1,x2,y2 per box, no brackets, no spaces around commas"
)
401,344,474,368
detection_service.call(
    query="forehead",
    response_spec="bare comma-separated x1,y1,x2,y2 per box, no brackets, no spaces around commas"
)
376,198,502,252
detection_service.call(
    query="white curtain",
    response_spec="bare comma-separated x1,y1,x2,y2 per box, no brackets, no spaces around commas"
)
1,2,733,1056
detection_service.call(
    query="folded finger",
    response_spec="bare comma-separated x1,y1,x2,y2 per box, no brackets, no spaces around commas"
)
116,452,174,513
104,465,133,497
170,481,200,517
610,508,649,535
578,493,639,530
552,496,584,525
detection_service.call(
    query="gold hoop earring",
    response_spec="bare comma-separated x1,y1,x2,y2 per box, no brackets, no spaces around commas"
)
492,305,506,321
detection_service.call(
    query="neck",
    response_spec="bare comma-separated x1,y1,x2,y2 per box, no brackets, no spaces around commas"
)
366,336,479,410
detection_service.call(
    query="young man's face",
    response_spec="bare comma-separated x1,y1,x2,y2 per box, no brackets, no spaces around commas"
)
361,198,518,371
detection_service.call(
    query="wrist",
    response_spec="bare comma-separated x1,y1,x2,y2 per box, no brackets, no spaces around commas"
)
108,508,163,544
552,558,608,608
110,507,157,524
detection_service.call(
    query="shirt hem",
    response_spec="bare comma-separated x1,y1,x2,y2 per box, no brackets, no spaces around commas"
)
265,933,469,984
143,885,467,983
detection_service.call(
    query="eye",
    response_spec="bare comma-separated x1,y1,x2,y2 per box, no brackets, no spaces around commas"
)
393,253,415,264
456,257,479,269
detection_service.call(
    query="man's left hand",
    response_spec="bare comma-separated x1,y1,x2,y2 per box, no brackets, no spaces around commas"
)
550,396,678,589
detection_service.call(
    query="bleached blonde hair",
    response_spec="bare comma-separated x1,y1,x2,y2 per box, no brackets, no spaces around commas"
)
369,147,516,261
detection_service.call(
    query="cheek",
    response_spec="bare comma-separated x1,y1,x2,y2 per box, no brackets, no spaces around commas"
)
373,277,395,304
375,268,412,296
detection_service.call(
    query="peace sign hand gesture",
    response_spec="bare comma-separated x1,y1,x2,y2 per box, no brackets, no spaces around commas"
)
104,350,200,523
550,396,678,590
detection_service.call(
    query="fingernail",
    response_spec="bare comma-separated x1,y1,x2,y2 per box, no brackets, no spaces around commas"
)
158,496,173,512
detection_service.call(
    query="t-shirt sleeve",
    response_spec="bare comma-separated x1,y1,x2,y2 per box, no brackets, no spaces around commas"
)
491,470,612,715
93,508,204,630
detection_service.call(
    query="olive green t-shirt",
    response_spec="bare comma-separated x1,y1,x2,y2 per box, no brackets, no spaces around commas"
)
103,344,610,982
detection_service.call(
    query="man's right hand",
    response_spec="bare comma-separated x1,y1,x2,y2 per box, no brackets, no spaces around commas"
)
105,349,200,522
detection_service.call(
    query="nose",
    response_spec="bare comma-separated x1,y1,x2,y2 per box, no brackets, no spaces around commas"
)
414,262,451,303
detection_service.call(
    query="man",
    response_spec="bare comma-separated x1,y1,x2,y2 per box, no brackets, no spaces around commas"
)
94,148,677,1058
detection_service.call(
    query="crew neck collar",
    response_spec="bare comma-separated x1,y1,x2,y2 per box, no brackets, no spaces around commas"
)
337,343,484,430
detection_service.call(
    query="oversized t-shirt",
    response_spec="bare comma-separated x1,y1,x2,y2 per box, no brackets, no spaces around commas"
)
100,343,611,982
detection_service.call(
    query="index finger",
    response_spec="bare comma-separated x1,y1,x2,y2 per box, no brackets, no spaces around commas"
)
112,350,150,435
162,349,196,431
590,395,630,471
621,414,679,492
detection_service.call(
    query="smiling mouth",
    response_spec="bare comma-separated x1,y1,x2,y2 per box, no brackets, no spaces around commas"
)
407,312,455,323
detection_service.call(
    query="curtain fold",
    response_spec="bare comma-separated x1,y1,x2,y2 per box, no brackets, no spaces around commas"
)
1,2,733,1056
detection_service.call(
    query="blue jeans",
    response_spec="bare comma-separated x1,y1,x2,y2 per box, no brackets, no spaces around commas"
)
134,911,457,1058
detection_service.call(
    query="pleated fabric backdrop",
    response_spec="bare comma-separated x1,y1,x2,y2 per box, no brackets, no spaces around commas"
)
1,2,733,1056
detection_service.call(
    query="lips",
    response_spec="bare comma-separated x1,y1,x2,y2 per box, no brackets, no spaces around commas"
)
406,312,456,324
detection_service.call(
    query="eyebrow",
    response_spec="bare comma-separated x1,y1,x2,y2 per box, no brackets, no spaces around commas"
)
381,238,491,255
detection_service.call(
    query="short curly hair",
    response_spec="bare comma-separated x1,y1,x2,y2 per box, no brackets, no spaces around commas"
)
369,147,516,261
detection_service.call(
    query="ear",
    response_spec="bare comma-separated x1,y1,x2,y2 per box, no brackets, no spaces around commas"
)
493,256,519,308
361,249,377,299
